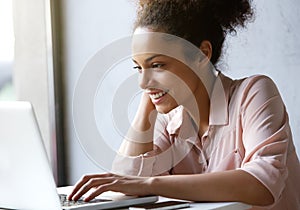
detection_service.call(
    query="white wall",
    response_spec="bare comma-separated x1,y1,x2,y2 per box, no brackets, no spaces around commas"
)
224,0,300,157
61,0,136,184
61,0,300,184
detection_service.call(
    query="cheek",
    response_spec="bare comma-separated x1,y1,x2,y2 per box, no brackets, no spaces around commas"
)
166,79,195,104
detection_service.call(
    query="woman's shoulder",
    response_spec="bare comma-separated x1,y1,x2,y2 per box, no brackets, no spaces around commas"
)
242,74,275,83
229,74,284,111
232,74,280,97
234,74,275,85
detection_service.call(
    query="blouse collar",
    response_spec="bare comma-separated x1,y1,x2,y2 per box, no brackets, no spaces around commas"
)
165,72,232,135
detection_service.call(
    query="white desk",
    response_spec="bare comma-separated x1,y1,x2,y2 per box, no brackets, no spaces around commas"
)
187,202,251,209
155,197,252,210
0,199,251,210
2,187,249,210
117,197,251,210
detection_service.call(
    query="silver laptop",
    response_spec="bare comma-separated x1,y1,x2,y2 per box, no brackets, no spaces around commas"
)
0,101,158,210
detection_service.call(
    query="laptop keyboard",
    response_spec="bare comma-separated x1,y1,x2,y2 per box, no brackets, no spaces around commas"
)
59,194,112,207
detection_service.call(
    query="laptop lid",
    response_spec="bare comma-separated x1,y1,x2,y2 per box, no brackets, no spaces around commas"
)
0,101,61,210
0,101,158,210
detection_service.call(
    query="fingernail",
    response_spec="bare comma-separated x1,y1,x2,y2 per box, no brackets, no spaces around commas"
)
84,197,91,202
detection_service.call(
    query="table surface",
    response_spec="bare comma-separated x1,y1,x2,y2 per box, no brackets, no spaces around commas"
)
139,196,252,210
0,200,251,210
0,187,251,210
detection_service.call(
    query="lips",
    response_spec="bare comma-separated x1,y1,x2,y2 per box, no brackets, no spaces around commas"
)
147,89,169,100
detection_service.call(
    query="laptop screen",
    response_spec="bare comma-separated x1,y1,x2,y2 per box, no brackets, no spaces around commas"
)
0,101,158,210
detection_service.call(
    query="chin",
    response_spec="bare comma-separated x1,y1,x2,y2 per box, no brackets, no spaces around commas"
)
155,104,178,114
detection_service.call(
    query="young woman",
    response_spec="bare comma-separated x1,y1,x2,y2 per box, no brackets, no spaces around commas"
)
68,0,300,209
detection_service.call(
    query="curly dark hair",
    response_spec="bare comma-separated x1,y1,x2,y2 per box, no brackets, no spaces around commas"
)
134,0,254,65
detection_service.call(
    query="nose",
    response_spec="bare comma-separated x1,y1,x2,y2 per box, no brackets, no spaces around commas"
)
138,68,153,89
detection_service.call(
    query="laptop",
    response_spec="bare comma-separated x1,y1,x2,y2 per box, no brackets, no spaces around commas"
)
0,101,158,210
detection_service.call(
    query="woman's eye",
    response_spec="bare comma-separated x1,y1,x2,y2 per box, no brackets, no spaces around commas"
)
133,66,142,73
152,63,165,69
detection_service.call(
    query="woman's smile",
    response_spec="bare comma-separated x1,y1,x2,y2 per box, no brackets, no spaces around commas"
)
146,89,169,105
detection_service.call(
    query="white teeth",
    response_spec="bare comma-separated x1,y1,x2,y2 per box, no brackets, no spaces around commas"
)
150,91,168,100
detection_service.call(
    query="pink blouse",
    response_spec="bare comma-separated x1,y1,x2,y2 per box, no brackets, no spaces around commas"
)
112,73,300,210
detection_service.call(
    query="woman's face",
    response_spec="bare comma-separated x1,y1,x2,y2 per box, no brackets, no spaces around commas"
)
132,27,203,114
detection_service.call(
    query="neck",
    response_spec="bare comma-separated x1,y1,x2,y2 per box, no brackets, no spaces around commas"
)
183,80,210,138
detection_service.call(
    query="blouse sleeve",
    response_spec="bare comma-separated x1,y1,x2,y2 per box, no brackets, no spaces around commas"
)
239,75,290,203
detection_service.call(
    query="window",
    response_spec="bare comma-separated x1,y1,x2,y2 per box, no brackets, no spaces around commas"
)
0,0,15,100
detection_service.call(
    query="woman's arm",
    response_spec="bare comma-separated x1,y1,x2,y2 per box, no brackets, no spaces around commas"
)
118,92,157,156
149,170,274,206
68,170,274,206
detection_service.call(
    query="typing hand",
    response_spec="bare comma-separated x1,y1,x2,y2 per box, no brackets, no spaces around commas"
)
67,173,151,202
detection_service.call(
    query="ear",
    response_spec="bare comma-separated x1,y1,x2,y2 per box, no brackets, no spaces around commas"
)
199,40,212,61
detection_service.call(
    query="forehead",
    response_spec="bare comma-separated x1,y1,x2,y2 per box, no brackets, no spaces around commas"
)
131,28,200,64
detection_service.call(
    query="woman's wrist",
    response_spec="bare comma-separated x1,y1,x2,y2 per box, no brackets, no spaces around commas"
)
132,108,157,131
145,176,158,195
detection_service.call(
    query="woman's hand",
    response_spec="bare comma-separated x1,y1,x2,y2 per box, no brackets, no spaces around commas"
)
118,92,157,156
133,91,157,131
67,173,152,202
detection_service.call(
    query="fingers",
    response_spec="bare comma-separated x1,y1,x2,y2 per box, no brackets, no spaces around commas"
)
68,173,115,201
68,174,150,202
84,181,117,202
139,92,156,112
67,174,99,200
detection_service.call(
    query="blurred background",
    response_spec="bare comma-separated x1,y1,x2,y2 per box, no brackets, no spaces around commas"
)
1,0,299,186
0,0,14,101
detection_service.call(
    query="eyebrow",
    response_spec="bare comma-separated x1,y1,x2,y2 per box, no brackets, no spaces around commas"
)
132,54,165,64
